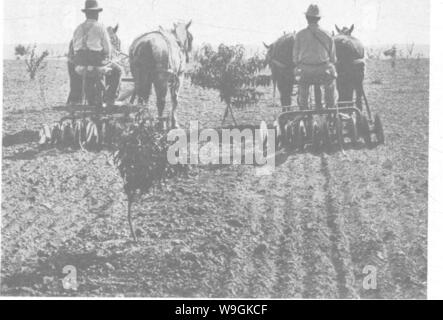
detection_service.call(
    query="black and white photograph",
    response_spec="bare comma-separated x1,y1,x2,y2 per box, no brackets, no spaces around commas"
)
0,0,440,302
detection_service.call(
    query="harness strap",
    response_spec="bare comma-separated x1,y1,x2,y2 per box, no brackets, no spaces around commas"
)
80,22,96,51
271,59,287,69
308,27,332,61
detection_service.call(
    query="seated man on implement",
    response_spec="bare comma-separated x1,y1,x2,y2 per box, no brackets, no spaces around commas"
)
293,4,337,110
71,0,121,107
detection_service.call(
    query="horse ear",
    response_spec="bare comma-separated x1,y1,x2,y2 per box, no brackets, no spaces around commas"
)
349,24,354,34
263,42,270,49
173,22,178,30
335,25,341,33
186,20,192,29
113,24,119,34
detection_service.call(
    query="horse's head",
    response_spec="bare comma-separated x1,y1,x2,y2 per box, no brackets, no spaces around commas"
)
173,20,193,62
107,24,122,52
335,24,354,36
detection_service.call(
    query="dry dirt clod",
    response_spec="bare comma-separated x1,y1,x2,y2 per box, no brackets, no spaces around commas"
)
382,159,394,170
105,262,116,271
226,219,243,228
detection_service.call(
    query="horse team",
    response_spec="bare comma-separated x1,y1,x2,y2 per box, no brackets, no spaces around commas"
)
68,12,365,130
264,24,365,111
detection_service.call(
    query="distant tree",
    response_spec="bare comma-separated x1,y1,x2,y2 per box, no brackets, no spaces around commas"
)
14,44,29,58
15,44,49,80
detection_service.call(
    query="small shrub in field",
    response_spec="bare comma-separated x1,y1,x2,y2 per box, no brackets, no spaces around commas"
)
113,115,188,241
406,43,415,59
188,44,270,113
14,44,49,80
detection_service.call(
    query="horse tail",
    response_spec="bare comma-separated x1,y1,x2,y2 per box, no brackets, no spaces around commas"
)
130,40,155,101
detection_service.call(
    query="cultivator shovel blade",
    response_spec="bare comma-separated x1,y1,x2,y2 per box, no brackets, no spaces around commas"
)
38,124,52,146
61,120,75,147
51,123,62,146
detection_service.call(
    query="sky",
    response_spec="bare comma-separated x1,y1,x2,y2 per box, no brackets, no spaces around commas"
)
2,0,430,50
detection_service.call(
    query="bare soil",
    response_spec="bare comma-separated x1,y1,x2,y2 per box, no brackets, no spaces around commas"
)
1,58,428,298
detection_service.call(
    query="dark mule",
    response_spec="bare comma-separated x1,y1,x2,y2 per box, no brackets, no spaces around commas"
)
334,24,365,109
264,33,322,110
66,24,122,105
129,21,193,128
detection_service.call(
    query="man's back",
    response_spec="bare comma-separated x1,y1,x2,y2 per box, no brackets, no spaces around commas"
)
293,25,336,66
72,19,110,55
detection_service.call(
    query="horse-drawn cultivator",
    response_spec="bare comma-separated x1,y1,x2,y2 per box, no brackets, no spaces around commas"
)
272,98,385,151
38,108,139,150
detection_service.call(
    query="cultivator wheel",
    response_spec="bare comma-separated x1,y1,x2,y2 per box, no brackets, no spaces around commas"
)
374,114,385,145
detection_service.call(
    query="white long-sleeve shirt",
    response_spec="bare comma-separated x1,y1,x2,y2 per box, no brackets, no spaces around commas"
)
72,19,111,57
293,23,336,66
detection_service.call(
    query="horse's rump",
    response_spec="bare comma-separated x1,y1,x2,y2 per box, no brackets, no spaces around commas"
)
129,30,185,74
269,33,296,71
129,30,186,99
334,35,365,63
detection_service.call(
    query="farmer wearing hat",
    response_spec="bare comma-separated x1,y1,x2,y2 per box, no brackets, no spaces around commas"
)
293,4,337,110
71,0,121,107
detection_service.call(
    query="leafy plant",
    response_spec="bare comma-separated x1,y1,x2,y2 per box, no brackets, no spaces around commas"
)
113,115,188,241
188,44,270,113
14,44,49,80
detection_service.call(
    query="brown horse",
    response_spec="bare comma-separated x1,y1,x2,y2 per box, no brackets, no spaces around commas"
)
129,21,193,128
334,24,365,109
66,24,122,105
264,33,322,109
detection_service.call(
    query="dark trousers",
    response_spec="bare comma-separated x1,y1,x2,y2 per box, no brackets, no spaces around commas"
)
67,50,122,105
297,63,337,110
67,60,82,105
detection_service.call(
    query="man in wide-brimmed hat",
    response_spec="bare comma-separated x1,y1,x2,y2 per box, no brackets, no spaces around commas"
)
293,4,337,110
70,0,121,107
